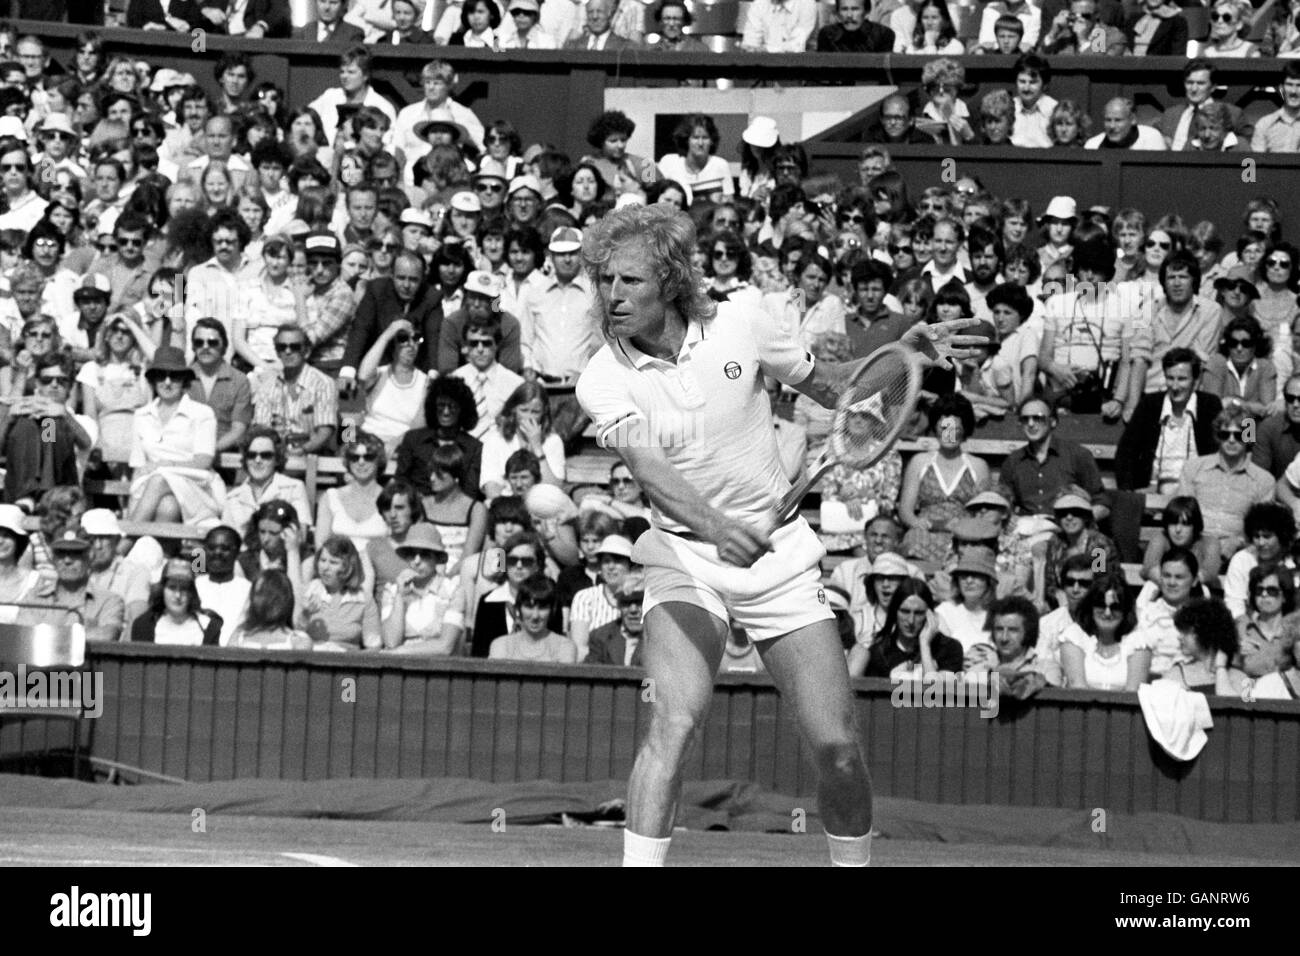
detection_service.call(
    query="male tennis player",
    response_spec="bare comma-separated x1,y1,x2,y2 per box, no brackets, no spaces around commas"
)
576,205,981,867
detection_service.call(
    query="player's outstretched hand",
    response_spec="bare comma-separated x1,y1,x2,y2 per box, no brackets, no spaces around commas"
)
708,520,774,568
902,317,991,369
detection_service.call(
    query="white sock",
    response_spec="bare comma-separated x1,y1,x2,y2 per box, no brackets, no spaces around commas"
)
623,830,671,867
826,831,872,867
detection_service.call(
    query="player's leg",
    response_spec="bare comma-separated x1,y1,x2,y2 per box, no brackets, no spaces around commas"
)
626,601,728,851
757,618,874,864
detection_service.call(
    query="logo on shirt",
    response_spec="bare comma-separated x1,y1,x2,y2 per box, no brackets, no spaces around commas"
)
723,361,742,380
817,588,826,604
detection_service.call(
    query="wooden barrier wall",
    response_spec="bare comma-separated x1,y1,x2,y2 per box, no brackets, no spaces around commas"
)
4,643,1298,823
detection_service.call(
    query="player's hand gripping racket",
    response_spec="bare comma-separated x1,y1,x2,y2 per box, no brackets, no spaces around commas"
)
771,342,923,528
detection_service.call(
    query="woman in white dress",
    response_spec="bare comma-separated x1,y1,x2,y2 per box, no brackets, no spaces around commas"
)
127,347,226,524
233,234,304,375
1061,576,1152,691
656,113,734,202
77,312,153,471
316,429,389,555
359,317,431,456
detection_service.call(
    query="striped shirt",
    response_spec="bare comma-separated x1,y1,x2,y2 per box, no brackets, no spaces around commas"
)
569,584,620,634
251,364,339,437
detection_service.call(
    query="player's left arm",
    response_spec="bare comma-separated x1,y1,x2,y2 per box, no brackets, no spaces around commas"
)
789,317,989,409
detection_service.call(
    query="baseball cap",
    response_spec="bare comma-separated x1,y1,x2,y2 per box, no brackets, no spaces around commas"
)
74,273,112,299
81,508,123,537
450,191,482,214
50,530,91,553
548,226,583,253
304,231,342,259
0,503,26,537
597,535,634,559
399,208,433,231
507,174,543,199
463,270,504,299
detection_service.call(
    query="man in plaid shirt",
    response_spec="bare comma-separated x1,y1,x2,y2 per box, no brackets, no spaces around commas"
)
252,325,339,455
299,231,355,375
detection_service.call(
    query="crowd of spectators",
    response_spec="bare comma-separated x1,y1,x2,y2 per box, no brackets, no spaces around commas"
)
0,3,1298,702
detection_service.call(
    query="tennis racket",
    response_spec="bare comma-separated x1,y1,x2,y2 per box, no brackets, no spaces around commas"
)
772,342,923,527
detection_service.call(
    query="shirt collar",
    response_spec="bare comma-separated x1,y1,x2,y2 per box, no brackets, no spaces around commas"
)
618,318,705,370
1159,392,1197,421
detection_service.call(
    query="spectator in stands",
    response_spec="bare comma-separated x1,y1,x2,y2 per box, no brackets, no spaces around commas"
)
1115,348,1221,494
195,525,247,646
1042,0,1126,54
558,509,617,623
131,557,223,646
378,0,436,43
741,0,818,52
308,48,398,150
1044,486,1119,589
985,283,1038,403
75,313,151,471
1141,497,1221,592
183,115,251,192
915,58,974,145
1222,502,1294,618
1129,251,1223,399
357,317,434,456
82,508,150,632
817,0,895,51
898,394,989,562
97,213,153,316
1166,599,1246,695
1201,316,1277,419
1084,97,1166,150
586,571,646,666
1251,62,1300,153
864,94,934,146
937,547,998,656
1048,99,1091,147
1237,565,1294,655
521,228,598,386
230,234,300,375
846,550,914,652
1001,397,1107,520
317,429,388,554
1009,54,1056,149
201,0,292,37
16,529,124,641
342,247,444,394
857,578,963,678
1060,573,1149,690
230,567,312,650
21,486,86,578
979,594,1061,695
921,220,966,293
471,531,556,656
299,535,381,650
183,210,250,339
895,0,964,53
421,443,487,574
974,0,1039,50
1252,374,1300,478
251,324,337,455
1124,0,1188,56
1255,241,1300,335
1187,102,1249,153
449,0,506,48
480,382,565,499
221,426,312,539
657,114,733,202
378,521,463,652
569,533,634,657
295,0,367,43
1041,551,1092,650
563,0,634,50
188,317,251,455
367,478,426,590
1175,406,1274,555
1201,0,1259,57
500,0,559,48
0,505,40,618
127,346,226,524
490,573,578,662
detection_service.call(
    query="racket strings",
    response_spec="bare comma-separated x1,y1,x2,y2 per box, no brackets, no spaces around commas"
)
830,359,916,466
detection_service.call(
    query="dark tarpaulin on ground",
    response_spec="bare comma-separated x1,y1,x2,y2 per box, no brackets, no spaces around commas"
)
1,774,1297,861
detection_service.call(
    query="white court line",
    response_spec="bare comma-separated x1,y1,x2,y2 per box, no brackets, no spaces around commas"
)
279,852,359,867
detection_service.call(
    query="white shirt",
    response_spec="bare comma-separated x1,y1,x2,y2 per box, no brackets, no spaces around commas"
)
1222,549,1258,620
577,299,813,534
741,0,818,52
656,154,734,197
1011,94,1057,149
221,472,313,538
1155,393,1198,488
1084,126,1169,150
977,1,1041,50
540,0,587,45
761,290,846,352
184,257,244,343
0,190,48,232
394,97,486,156
479,428,566,494
451,361,524,439
522,273,600,379
381,573,463,642
129,394,216,469
921,260,967,294
936,602,991,652
307,86,398,149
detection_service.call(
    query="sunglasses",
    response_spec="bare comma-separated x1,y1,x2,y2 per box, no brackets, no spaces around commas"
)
1056,509,1091,521
0,162,27,172
96,241,118,253
25,329,54,339
395,333,423,346
840,212,866,223
889,244,913,255
1210,11,1236,20
1145,239,1171,250
39,374,69,385
610,477,635,486
476,183,505,194
274,341,305,353
1286,393,1300,404
1229,336,1254,348
1019,413,1049,424
372,241,401,252
149,371,188,383
246,450,276,461
506,555,537,568
1064,576,1093,589
713,249,735,260
1253,585,1283,597
193,336,224,349
1267,258,1291,268
349,450,378,462
1217,429,1245,441
1096,601,1123,614
117,237,144,248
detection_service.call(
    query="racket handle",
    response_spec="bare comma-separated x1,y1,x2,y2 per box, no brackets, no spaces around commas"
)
773,480,810,526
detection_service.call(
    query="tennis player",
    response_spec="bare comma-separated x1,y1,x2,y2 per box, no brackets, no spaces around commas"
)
576,205,982,867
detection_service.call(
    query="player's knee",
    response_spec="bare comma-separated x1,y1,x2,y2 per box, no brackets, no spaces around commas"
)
817,742,867,783
647,710,701,752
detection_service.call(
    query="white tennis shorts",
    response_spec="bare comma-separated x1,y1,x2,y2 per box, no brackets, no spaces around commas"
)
632,517,834,642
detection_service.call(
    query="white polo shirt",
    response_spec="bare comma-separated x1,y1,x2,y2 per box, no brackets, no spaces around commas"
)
576,300,813,534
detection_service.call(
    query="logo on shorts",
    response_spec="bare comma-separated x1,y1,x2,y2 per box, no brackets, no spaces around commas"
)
723,361,742,380
817,588,826,604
